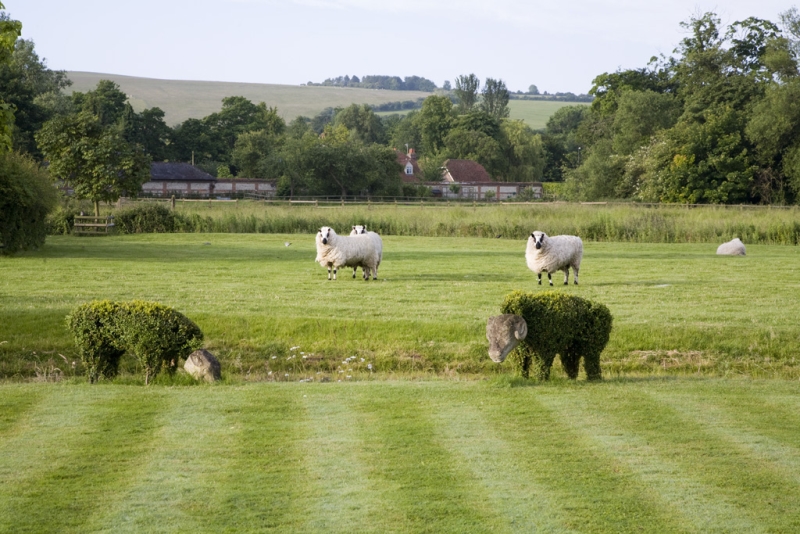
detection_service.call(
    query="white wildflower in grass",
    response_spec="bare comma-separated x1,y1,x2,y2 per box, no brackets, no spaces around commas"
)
290,346,299,351
268,371,273,376
360,358,365,362
271,355,277,359
302,355,307,359
346,375,352,379
367,363,373,371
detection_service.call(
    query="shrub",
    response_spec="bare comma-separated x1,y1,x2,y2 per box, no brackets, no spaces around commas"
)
0,152,58,254
114,204,184,234
66,300,204,384
500,290,612,380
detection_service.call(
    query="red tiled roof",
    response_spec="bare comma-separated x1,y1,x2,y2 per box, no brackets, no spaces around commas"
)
442,159,492,183
396,150,422,183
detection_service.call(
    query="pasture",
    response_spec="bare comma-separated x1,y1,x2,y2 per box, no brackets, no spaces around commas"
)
66,71,433,126
3,216,800,531
2,231,800,380
66,71,587,129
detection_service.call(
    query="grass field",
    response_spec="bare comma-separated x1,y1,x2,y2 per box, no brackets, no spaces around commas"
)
1,379,799,532
65,71,586,129
507,99,590,130
66,71,433,126
2,231,800,380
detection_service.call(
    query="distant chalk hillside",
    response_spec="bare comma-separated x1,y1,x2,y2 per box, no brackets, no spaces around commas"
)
66,71,588,129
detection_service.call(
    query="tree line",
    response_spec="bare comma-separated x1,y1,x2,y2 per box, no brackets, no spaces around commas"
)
306,74,438,92
6,6,800,255
551,9,800,204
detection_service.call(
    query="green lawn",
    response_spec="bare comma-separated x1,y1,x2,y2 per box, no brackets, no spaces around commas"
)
1,379,799,532
1,233,799,380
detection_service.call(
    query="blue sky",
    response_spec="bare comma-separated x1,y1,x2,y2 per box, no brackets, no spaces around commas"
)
6,1,796,94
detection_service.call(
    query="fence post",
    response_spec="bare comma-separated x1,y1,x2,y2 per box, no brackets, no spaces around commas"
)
171,195,175,210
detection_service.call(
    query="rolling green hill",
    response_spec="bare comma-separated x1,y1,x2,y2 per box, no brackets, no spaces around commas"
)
66,71,433,127
66,71,588,129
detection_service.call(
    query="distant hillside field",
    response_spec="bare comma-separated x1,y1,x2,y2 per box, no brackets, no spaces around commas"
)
66,71,432,126
66,71,589,129
507,99,590,130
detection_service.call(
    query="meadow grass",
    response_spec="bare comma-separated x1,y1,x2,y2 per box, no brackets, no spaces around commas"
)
1,232,799,380
107,200,800,245
0,379,799,532
507,99,591,130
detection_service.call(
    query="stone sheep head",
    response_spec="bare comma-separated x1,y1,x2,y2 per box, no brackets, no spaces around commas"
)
486,314,528,363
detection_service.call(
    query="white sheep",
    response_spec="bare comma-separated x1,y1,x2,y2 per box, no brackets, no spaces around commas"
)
349,225,383,279
525,231,583,286
717,238,746,256
315,226,380,281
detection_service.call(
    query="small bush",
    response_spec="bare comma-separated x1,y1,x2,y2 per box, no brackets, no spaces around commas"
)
114,204,185,234
66,300,204,384
501,290,612,380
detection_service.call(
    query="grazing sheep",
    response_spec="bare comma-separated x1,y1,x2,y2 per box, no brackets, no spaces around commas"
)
315,226,380,280
492,290,613,380
717,238,746,256
350,225,383,279
526,231,583,286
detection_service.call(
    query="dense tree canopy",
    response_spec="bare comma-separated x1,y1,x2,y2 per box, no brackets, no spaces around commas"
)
560,10,800,205
36,110,150,216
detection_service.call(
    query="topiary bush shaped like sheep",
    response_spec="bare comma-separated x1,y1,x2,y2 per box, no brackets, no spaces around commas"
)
67,300,204,384
500,290,612,381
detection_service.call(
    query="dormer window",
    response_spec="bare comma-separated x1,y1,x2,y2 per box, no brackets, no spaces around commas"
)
405,163,414,175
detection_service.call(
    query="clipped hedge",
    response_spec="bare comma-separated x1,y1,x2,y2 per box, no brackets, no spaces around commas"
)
66,300,204,384
501,290,612,380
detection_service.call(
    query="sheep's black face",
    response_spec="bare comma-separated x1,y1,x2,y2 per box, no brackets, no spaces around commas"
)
319,227,331,245
532,231,546,250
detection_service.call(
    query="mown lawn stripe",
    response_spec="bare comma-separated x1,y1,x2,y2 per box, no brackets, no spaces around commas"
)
0,385,166,534
81,386,242,533
548,383,800,532
354,383,507,533
538,387,758,533
480,386,690,533
429,388,580,533
295,386,388,533
216,385,311,532
0,384,44,437
650,388,800,488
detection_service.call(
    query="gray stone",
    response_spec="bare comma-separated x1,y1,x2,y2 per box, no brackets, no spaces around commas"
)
184,349,221,382
486,314,528,363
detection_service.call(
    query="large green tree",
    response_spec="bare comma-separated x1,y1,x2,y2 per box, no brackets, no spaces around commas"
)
480,78,510,119
36,111,151,216
453,74,480,113
0,36,71,157
0,151,57,254
0,6,21,151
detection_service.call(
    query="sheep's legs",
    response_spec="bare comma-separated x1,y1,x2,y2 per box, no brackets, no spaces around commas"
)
548,272,553,286
563,268,569,285
353,268,357,279
573,267,579,285
537,273,542,285
327,267,337,280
